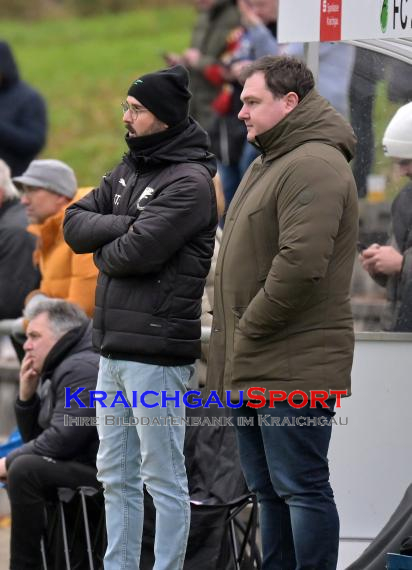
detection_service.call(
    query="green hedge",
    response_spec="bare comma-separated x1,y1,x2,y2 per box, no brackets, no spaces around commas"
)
0,0,191,19
0,6,195,185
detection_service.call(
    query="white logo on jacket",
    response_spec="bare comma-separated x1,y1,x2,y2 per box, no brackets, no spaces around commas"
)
137,187,155,211
114,194,121,205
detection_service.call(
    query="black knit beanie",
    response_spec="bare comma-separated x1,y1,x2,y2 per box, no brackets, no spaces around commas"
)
127,65,191,127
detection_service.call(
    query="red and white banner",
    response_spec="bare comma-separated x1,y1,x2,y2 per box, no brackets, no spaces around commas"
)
278,0,412,43
320,0,342,41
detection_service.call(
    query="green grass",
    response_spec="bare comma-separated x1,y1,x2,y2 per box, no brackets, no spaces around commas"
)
0,6,195,185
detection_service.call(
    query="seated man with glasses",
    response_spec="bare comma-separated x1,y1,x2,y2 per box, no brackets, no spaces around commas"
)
0,159,98,345
0,299,99,570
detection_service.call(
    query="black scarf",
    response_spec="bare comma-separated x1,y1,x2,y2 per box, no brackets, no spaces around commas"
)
125,118,189,165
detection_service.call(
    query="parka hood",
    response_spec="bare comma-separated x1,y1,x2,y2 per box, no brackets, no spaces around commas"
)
0,41,19,88
255,89,356,163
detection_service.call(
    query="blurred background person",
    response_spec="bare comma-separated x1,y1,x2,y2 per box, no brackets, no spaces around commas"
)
164,0,240,133
210,0,279,211
0,159,40,359
0,159,39,325
360,102,412,331
0,41,47,176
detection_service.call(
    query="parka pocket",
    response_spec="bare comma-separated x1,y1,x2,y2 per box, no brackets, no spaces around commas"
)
231,307,290,383
232,326,290,383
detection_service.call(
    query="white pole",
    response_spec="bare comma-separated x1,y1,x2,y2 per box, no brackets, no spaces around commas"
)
304,42,320,86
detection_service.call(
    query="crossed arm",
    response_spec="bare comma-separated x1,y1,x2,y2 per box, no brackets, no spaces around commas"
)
64,171,213,278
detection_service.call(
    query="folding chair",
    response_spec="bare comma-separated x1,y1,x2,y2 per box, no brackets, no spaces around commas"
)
41,486,106,570
187,493,261,570
140,402,262,569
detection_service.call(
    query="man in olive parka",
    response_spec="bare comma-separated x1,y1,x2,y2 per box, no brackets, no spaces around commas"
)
206,56,358,569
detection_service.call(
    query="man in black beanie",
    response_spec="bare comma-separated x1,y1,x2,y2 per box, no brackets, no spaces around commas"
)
127,65,192,129
64,65,217,570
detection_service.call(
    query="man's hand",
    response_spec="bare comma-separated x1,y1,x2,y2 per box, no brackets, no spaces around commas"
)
231,59,253,81
163,52,183,66
360,244,403,276
19,353,40,401
238,0,262,27
183,48,201,67
0,457,7,483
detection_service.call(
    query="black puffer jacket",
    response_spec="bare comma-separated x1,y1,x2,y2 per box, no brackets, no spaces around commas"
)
64,119,217,365
0,199,40,319
6,322,99,468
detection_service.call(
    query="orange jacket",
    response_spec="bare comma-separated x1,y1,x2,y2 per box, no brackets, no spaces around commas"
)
27,188,98,317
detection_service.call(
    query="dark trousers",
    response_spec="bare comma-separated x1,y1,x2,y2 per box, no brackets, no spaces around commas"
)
234,401,339,570
7,454,97,570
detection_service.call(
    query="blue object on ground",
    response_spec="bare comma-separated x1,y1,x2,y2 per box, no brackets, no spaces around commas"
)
387,553,412,569
0,428,22,488
0,429,22,458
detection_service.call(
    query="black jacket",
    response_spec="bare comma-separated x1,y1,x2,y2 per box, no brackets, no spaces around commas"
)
64,119,217,365
0,41,47,176
378,182,412,332
6,322,99,468
0,199,40,319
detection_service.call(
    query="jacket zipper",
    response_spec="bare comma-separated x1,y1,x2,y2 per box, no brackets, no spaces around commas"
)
100,165,139,354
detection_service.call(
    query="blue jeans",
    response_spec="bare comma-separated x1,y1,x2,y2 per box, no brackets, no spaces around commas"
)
96,357,192,570
233,401,339,570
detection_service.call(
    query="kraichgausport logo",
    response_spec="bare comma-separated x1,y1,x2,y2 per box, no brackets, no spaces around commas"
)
65,387,348,410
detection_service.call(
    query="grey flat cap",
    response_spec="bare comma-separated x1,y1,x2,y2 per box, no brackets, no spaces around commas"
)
13,159,77,199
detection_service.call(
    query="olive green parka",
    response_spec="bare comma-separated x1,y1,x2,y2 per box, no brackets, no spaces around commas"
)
206,89,359,400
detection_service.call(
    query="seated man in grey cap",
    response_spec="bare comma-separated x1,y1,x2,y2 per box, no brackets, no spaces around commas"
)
0,159,98,341
64,65,218,570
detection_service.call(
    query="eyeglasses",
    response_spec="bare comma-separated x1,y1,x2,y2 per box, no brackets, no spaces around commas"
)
121,101,148,119
19,184,43,195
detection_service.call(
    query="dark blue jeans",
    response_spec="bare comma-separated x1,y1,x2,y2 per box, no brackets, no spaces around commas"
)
233,401,339,570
